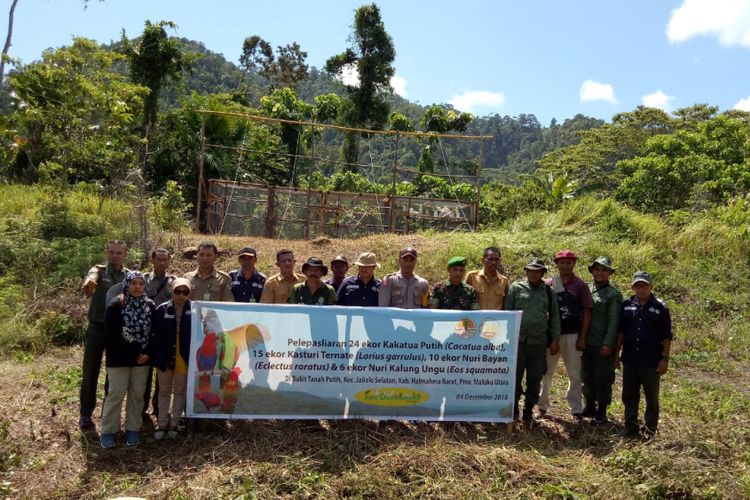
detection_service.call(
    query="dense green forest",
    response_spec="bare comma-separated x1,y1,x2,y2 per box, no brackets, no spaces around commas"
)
1,4,748,228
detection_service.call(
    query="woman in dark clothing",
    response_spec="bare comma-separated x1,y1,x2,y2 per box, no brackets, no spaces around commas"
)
151,278,193,440
100,271,156,449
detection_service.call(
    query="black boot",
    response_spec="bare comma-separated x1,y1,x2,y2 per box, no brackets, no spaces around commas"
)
593,403,608,425
581,401,596,418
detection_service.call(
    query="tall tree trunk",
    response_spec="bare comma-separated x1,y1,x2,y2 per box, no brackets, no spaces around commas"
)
0,0,20,88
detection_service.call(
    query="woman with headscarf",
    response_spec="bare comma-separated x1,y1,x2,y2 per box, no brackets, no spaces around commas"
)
100,271,156,449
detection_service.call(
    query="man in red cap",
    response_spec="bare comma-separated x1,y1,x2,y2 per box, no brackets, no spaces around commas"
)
537,249,593,421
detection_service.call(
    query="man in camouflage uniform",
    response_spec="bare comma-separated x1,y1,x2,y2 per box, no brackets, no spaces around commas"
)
79,240,129,430
429,256,480,310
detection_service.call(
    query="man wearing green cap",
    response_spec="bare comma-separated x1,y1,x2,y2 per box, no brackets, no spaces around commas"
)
429,257,480,310
504,258,561,425
581,257,623,425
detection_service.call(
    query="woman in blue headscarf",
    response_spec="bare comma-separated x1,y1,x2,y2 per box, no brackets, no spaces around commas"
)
100,271,156,449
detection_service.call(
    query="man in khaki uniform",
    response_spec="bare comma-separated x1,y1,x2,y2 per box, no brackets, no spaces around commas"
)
183,242,233,302
260,248,305,304
79,240,129,430
378,247,430,309
466,246,509,310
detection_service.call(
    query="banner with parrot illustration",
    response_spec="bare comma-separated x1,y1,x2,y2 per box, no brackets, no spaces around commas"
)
187,302,522,422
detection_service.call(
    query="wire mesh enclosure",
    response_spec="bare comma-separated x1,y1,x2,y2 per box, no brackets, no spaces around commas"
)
195,111,490,239
207,180,477,239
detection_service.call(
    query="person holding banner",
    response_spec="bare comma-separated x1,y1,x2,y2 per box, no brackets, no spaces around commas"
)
229,246,267,303
429,256,480,310
100,271,156,448
504,258,561,425
184,242,233,302
466,247,509,310
378,247,430,309
335,252,381,307
260,248,305,304
289,257,336,305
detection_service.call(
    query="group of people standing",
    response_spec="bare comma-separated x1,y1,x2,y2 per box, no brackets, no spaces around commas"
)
78,240,672,448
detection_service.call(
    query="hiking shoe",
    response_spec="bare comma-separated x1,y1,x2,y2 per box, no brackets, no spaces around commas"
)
581,405,596,418
593,414,608,425
154,429,166,441
533,408,547,420
100,433,116,449
125,430,141,447
642,427,657,440
167,430,178,439
572,413,584,423
79,415,94,431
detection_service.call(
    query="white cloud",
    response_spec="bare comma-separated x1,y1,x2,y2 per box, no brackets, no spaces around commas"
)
734,96,750,110
667,0,750,48
448,91,506,113
390,75,407,97
579,80,618,104
338,64,359,87
334,65,407,97
642,90,676,111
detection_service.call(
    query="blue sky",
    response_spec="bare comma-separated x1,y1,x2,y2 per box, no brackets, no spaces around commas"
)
7,0,750,123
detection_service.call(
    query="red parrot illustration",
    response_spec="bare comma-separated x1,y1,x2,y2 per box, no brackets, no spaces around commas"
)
195,391,221,410
220,367,242,413
196,332,218,373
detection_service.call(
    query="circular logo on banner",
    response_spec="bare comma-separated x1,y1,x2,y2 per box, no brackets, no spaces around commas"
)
480,319,501,341
455,318,477,339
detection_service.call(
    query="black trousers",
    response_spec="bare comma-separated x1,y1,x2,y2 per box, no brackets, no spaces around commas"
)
515,342,547,413
622,363,661,432
581,346,615,408
79,322,106,417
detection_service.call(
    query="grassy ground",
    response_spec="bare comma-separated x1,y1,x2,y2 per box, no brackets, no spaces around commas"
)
1,191,749,498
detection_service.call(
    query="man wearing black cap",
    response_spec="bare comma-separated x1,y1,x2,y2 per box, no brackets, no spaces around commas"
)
504,258,561,425
378,247,430,309
326,255,349,293
230,246,267,303
289,257,336,305
616,271,672,438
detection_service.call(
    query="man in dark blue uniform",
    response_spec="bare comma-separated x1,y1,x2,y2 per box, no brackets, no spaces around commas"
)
229,246,267,303
616,271,672,438
326,255,349,293
335,252,381,307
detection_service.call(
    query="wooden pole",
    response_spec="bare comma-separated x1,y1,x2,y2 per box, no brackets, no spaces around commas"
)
474,141,483,230
389,133,399,233
195,123,206,233
305,124,313,239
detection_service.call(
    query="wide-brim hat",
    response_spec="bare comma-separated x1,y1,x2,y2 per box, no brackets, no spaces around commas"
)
524,257,547,272
588,256,615,273
302,257,328,276
354,252,380,268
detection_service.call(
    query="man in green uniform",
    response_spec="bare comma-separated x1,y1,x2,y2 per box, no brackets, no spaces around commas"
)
289,257,336,305
582,257,623,424
504,258,561,425
79,240,129,430
429,256,480,310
